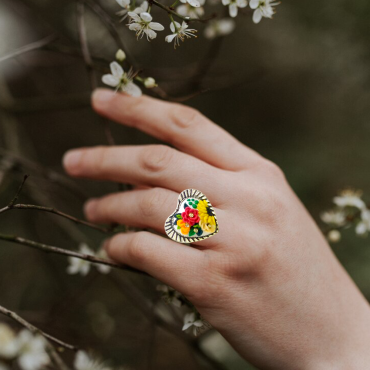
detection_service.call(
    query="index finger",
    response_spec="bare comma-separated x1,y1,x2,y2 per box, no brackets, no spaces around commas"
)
92,89,263,171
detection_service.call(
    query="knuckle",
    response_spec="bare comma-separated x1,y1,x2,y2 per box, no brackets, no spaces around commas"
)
262,160,286,181
140,145,175,173
139,188,165,218
172,105,202,129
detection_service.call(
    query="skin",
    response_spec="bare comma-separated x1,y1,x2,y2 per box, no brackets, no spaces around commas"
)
63,88,370,369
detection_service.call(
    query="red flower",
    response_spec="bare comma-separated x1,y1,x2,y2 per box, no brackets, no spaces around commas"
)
182,207,200,226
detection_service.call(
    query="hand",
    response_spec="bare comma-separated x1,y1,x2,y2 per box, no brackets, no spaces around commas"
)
63,89,370,370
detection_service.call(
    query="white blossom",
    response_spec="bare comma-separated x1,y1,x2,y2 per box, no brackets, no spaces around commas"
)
356,209,370,236
132,1,149,14
115,49,126,62
67,243,94,276
102,62,142,97
16,330,50,370
250,0,279,24
320,210,346,226
204,18,235,39
222,0,247,18
327,230,341,243
182,312,205,335
74,351,111,370
127,12,164,41
157,284,182,307
177,0,205,18
165,21,197,48
179,0,201,8
96,249,112,274
144,77,157,88
0,323,18,359
333,189,366,210
116,0,131,21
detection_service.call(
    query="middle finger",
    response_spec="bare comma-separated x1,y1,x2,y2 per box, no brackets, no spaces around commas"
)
63,144,227,201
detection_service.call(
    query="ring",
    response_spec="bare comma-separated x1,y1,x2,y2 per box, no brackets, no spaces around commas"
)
164,189,219,243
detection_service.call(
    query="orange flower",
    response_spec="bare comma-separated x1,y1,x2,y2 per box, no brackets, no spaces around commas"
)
177,219,191,235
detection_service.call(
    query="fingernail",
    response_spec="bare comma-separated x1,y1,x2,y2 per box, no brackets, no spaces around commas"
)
63,150,82,170
92,89,116,108
84,199,97,216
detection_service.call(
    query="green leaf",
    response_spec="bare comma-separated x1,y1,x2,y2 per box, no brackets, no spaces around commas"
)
176,214,182,218
177,226,181,230
189,229,195,237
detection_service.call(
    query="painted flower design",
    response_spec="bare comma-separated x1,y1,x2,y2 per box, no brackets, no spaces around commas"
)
127,12,164,41
177,219,191,235
182,207,200,226
197,200,216,232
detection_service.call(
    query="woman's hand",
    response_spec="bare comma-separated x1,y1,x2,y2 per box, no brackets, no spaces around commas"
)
63,89,370,369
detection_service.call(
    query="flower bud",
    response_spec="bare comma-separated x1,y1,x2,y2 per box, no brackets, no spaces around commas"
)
144,77,157,88
327,230,341,243
115,49,126,62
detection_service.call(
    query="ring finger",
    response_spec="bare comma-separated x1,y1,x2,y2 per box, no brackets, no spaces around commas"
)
84,187,225,247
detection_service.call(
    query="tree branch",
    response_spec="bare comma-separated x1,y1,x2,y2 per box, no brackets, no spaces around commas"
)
0,304,77,352
0,233,146,275
0,203,111,233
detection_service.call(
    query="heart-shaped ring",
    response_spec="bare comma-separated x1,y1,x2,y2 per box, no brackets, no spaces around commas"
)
164,189,219,244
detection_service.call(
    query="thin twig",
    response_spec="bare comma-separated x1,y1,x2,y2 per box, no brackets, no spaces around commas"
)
8,174,28,207
0,304,77,352
0,34,57,63
0,203,111,233
0,233,146,275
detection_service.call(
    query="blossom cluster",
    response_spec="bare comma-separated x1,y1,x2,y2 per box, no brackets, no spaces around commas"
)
157,285,209,336
115,0,279,48
66,243,112,276
321,189,370,243
0,324,49,370
0,323,122,370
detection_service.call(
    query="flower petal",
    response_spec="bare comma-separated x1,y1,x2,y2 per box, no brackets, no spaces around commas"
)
237,0,248,8
176,4,188,16
149,22,165,31
140,11,152,22
252,8,262,23
165,34,177,42
249,0,259,8
144,28,157,39
102,74,120,87
187,0,200,6
128,11,140,20
229,3,238,17
123,82,142,97
110,61,124,78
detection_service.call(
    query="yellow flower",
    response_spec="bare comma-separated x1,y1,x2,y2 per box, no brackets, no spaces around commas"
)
200,219,216,233
197,200,216,224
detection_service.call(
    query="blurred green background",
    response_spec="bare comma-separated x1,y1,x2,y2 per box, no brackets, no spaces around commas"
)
0,0,370,368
